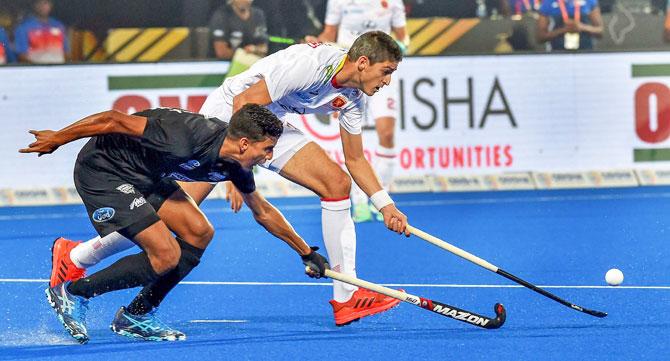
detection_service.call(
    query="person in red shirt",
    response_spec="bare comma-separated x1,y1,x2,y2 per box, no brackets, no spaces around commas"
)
14,0,69,63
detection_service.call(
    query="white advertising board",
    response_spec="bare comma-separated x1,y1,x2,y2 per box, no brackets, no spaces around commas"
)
2,51,670,190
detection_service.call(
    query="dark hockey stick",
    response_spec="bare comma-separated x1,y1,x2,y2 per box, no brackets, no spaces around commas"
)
407,225,607,318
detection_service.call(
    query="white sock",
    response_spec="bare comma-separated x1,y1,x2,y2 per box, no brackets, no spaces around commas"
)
321,197,358,302
373,145,396,191
70,232,136,268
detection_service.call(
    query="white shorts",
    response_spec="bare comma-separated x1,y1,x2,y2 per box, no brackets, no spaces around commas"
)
367,80,399,121
200,86,310,173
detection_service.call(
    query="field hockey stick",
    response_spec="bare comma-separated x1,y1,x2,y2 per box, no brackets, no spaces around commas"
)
322,269,506,329
406,225,607,318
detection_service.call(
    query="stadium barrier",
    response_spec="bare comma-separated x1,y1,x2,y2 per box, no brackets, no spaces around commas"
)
2,169,669,207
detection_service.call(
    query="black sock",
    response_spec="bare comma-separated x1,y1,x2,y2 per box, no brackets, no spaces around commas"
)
126,238,204,315
68,251,160,299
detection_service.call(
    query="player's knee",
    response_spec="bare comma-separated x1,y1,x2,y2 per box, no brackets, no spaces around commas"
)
325,169,351,197
151,241,181,274
188,218,215,248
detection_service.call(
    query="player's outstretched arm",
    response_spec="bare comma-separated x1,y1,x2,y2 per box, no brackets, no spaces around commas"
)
340,128,409,236
241,190,329,278
19,110,147,156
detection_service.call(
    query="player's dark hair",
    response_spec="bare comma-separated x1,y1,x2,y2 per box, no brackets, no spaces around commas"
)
228,103,283,141
348,30,402,65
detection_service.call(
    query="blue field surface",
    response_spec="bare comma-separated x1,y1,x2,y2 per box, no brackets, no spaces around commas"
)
1,187,669,360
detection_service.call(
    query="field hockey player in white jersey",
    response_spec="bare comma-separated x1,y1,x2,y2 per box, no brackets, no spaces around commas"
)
51,31,410,326
306,0,409,222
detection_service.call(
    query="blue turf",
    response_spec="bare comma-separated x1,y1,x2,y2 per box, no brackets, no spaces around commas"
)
1,187,670,360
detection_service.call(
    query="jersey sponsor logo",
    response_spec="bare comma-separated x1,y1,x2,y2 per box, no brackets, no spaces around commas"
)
116,184,136,194
164,172,196,182
92,207,115,223
179,160,201,170
331,96,347,108
208,171,228,182
130,197,147,210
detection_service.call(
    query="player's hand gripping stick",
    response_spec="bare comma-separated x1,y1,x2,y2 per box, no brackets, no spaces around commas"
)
301,246,329,279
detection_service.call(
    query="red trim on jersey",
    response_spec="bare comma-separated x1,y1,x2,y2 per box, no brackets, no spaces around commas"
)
331,74,342,88
320,196,350,202
330,55,347,89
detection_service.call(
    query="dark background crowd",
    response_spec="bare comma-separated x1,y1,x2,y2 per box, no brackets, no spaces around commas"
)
1,0,669,65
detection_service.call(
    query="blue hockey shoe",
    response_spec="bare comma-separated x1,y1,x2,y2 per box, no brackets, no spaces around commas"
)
45,281,89,344
110,306,186,341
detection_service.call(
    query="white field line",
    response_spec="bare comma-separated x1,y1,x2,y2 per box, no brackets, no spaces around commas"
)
3,192,670,221
1,278,669,289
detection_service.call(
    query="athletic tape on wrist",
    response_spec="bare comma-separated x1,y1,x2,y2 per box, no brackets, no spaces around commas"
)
370,190,393,211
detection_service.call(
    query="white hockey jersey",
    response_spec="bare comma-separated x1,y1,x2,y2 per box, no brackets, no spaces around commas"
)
325,0,406,47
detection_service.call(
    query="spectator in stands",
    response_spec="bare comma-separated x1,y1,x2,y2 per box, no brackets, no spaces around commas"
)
665,1,670,42
0,26,16,65
209,0,268,60
536,0,603,51
14,0,69,64
254,0,323,53
0,26,15,64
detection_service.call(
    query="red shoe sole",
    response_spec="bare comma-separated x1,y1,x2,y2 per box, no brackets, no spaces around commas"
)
334,298,401,326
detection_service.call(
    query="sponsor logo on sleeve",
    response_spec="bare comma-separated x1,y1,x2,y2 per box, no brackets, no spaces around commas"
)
130,197,147,210
179,160,201,170
208,171,228,182
92,207,115,223
116,184,136,194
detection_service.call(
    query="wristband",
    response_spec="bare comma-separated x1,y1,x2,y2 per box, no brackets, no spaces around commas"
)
370,190,393,211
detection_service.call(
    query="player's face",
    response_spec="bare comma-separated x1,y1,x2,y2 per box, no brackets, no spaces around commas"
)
241,136,276,169
360,60,398,96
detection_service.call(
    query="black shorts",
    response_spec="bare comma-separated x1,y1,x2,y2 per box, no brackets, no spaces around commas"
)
74,162,180,238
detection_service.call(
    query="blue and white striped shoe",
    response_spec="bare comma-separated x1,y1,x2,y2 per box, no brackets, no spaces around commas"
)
110,307,186,342
45,281,89,344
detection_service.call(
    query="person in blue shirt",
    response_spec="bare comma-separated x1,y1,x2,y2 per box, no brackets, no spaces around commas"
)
536,0,603,51
14,0,69,63
0,27,16,64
